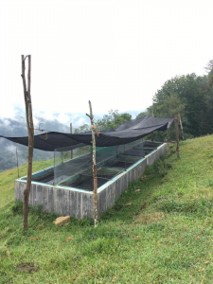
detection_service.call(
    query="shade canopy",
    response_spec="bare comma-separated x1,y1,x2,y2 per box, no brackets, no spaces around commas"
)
0,116,174,151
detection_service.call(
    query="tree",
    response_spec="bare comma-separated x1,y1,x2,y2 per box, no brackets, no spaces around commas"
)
136,110,149,119
150,92,185,118
74,124,90,133
149,73,213,138
73,110,131,134
205,59,213,87
96,110,132,131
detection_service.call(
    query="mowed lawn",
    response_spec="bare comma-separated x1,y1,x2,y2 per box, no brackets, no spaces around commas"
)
0,136,213,284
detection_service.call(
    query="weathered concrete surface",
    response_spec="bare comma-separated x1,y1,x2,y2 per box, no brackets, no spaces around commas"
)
15,143,167,219
98,143,167,215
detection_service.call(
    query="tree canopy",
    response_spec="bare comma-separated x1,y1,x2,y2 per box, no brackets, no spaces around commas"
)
75,60,213,139
74,110,132,134
148,61,213,138
96,110,132,131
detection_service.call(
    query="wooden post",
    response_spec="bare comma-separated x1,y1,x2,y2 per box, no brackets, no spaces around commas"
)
175,114,180,159
86,101,98,227
15,147,20,178
21,55,34,230
70,122,73,159
178,113,184,140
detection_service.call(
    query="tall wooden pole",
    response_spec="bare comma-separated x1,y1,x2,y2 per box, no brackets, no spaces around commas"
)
70,122,73,159
21,55,34,230
16,147,20,178
175,114,180,159
86,101,98,227
178,113,184,140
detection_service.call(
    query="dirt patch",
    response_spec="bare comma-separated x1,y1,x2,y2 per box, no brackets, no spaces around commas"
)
16,262,39,273
134,212,165,224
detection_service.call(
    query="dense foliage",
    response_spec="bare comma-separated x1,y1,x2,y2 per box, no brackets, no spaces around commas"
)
96,110,132,131
148,60,213,138
74,110,132,133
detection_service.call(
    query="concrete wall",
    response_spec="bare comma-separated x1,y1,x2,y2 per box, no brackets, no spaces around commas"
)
15,181,93,218
15,143,167,219
98,143,167,215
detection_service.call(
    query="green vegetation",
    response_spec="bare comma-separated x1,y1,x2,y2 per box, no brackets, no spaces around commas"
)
0,159,53,209
96,110,132,131
0,135,213,283
148,60,213,138
75,110,132,133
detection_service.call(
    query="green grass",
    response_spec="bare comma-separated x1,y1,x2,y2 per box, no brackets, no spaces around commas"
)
0,136,213,283
0,159,53,209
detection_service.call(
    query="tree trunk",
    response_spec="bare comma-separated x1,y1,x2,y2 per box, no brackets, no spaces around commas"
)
86,101,98,227
21,55,34,231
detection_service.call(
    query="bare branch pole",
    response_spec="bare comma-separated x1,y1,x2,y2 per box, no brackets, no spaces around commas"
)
86,101,98,227
178,113,184,140
70,122,73,159
15,148,20,178
21,55,34,231
175,113,180,159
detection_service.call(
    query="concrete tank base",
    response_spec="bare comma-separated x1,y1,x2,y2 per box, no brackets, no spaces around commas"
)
15,142,167,219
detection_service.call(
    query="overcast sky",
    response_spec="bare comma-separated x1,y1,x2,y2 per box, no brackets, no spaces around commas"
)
1,0,213,122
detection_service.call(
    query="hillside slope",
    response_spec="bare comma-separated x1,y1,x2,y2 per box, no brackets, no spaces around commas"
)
0,135,213,283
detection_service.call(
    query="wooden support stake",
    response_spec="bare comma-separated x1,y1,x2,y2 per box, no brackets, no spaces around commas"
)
175,114,180,159
21,55,34,231
70,122,73,159
86,101,98,227
178,113,184,140
16,147,20,178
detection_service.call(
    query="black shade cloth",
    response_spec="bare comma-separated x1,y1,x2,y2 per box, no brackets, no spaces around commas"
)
0,116,174,151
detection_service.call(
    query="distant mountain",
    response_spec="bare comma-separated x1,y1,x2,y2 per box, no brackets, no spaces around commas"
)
0,108,140,171
0,112,87,171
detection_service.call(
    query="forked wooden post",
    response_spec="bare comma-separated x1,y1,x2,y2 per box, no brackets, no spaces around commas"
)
21,55,34,230
86,101,98,227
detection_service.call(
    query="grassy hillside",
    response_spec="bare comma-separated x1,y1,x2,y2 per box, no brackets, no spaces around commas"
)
0,136,213,284
0,159,53,209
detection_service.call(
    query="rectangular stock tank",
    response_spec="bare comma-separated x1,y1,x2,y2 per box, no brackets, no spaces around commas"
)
15,142,167,219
